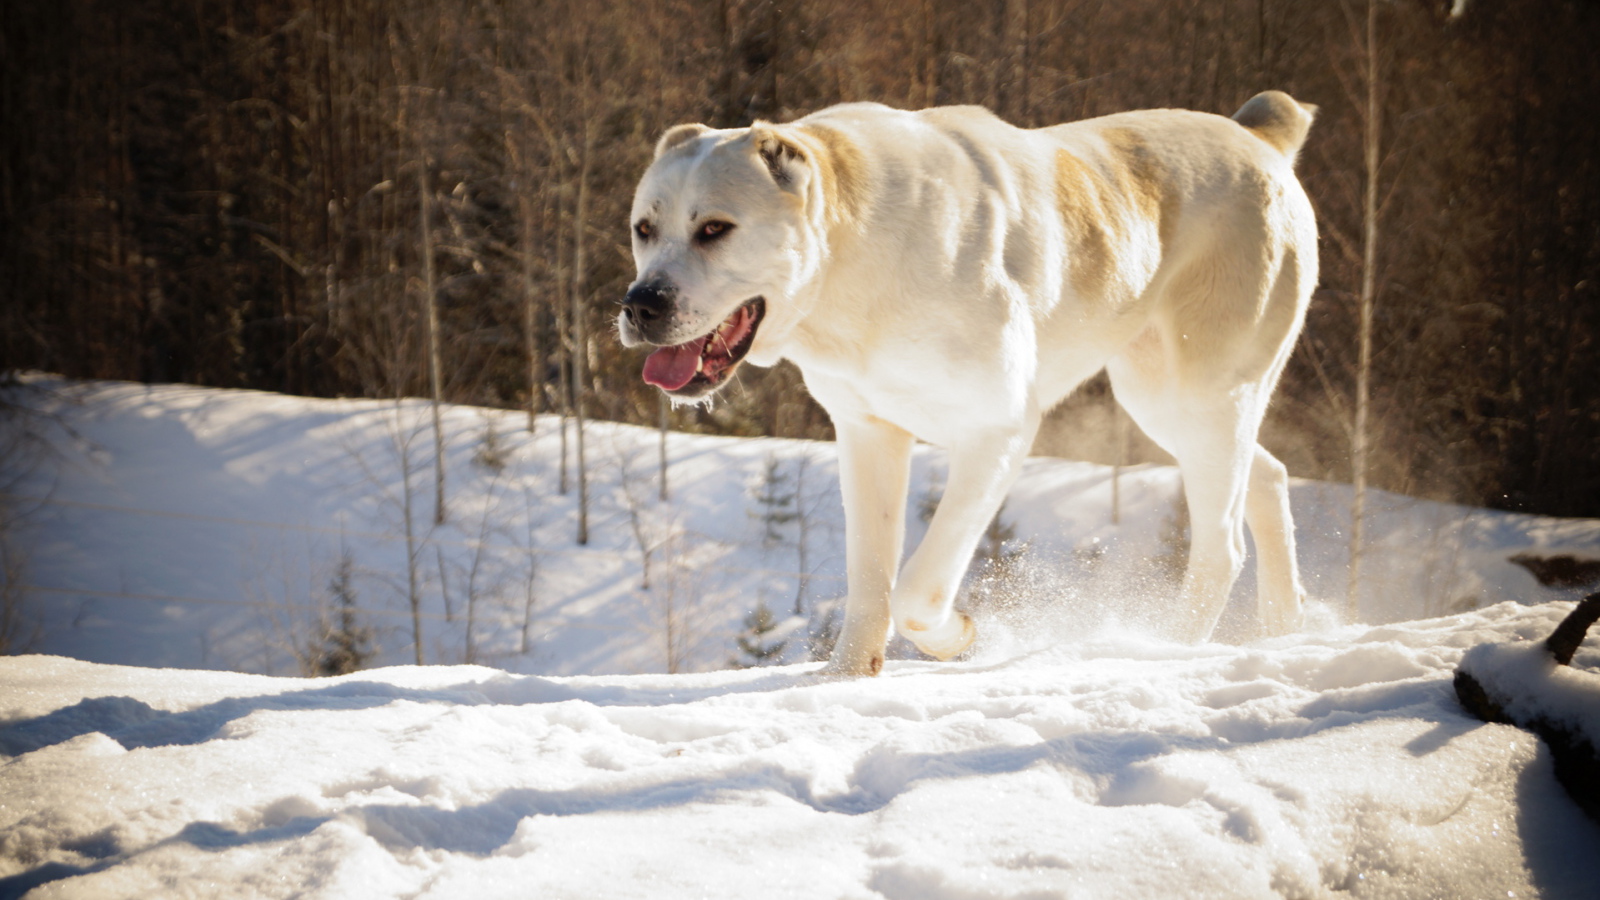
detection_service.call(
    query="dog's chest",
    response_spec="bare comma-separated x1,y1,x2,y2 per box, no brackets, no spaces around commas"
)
795,337,1026,445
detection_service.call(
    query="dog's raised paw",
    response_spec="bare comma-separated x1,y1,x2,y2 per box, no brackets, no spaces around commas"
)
910,612,977,661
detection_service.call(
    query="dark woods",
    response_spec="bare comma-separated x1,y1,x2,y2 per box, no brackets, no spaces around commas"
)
2,0,1597,516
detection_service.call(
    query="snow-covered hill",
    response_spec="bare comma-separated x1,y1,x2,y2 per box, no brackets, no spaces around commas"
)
6,377,1598,676
3,378,1600,897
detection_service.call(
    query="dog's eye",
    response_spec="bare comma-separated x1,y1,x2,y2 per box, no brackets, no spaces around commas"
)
634,220,654,241
695,220,734,242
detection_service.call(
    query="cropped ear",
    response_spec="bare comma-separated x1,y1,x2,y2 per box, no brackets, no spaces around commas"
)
655,123,711,159
750,124,811,194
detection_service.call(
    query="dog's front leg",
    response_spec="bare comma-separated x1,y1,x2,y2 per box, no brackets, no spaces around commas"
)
822,415,914,677
892,426,1034,659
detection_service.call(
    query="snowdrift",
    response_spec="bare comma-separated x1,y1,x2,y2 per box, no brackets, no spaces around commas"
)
3,601,1599,898
4,378,1600,896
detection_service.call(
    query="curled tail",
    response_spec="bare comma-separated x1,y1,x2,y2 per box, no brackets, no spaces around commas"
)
1232,90,1317,162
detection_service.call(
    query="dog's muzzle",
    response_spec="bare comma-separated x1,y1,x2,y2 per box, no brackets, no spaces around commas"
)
620,281,677,347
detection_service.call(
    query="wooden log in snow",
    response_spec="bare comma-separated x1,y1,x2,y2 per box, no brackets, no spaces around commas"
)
1454,593,1600,823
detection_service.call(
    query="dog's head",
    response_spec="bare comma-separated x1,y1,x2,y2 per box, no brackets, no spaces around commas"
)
620,121,826,401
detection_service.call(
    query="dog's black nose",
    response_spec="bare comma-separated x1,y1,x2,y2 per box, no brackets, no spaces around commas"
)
622,282,673,327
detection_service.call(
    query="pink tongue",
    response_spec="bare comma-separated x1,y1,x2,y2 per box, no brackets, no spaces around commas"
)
642,336,709,391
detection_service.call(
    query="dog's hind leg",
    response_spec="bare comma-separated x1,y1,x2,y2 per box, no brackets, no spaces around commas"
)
1169,416,1256,643
1110,351,1261,643
1114,380,1298,642
891,422,1036,659
1246,444,1305,636
1165,425,1305,643
823,415,915,676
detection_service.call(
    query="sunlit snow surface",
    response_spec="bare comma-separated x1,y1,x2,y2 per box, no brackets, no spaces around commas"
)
4,601,1599,899
6,379,1600,897
11,377,1600,676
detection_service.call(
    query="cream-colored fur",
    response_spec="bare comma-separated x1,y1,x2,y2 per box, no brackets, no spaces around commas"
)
622,92,1318,676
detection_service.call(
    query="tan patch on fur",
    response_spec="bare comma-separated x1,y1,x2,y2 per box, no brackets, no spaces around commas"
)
1052,149,1119,300
1100,128,1167,223
869,655,883,676
797,123,866,229
1053,129,1176,300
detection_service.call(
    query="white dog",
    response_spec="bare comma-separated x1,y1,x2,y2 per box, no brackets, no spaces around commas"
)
620,92,1317,676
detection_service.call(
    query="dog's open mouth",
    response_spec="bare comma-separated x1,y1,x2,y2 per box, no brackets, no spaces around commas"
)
642,297,765,397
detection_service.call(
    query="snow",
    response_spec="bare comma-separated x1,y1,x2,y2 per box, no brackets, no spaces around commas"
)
4,377,1600,897
3,602,1599,898
10,377,1600,676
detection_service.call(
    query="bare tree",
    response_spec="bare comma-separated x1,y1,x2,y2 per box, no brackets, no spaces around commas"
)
571,114,594,546
507,130,544,437
658,394,671,502
791,452,819,616
518,485,543,656
394,404,428,664
459,470,505,665
614,433,678,591
641,532,725,674
553,141,573,497
343,400,436,665
1342,0,1384,624
408,75,450,528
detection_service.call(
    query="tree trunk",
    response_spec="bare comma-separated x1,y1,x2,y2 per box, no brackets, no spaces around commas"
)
419,150,447,526
398,403,424,666
571,119,593,546
1348,0,1380,624
554,154,571,496
326,199,343,335
509,132,542,436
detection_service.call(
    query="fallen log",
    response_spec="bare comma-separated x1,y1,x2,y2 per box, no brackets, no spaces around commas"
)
1454,593,1600,823
1509,552,1600,590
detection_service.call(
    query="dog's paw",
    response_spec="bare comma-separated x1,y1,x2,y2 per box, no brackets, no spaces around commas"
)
905,612,977,661
818,650,885,678
1257,590,1307,638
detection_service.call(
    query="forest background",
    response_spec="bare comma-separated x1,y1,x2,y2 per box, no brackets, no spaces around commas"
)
2,0,1596,518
